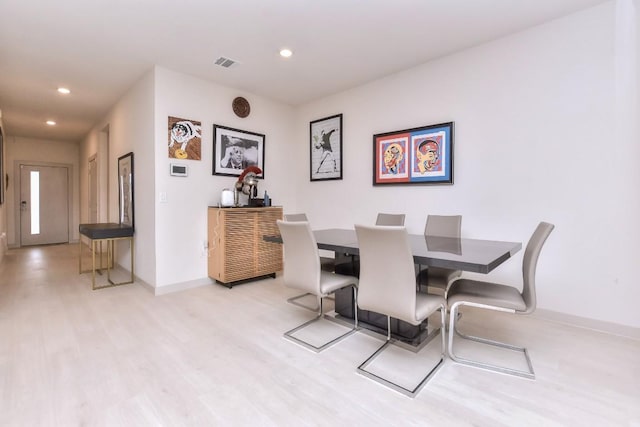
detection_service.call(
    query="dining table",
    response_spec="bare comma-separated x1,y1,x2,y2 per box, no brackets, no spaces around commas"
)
265,227,522,345
311,228,522,345
313,228,521,274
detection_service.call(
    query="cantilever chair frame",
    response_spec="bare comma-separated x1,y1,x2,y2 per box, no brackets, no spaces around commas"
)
284,288,358,353
283,213,334,312
357,307,445,398
447,301,535,378
355,224,446,398
446,221,554,379
278,220,359,353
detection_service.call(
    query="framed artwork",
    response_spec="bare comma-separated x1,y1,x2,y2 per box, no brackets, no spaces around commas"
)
213,124,265,177
168,116,202,160
310,114,342,181
0,126,4,205
373,121,454,186
118,152,134,228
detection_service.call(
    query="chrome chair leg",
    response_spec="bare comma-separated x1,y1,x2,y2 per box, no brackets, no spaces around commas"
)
357,305,445,398
287,292,335,312
447,301,535,379
286,292,319,311
284,286,358,352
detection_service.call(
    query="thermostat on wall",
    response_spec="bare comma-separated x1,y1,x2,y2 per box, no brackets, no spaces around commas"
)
170,163,188,177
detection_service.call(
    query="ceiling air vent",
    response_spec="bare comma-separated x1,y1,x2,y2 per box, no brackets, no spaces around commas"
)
214,56,239,68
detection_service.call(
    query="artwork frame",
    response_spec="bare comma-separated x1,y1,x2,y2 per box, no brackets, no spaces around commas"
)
212,124,265,178
373,121,454,186
310,113,343,181
118,152,134,229
168,116,202,160
0,126,4,205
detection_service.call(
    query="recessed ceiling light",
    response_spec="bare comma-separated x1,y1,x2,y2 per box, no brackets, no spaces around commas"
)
57,87,71,94
279,48,293,58
46,120,56,126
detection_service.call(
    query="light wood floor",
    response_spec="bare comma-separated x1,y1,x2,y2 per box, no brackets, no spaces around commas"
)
1,244,638,426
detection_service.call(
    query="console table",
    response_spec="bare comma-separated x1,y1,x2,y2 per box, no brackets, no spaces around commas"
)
79,223,134,290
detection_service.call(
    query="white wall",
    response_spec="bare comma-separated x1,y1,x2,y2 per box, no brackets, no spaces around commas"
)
79,67,297,291
153,67,296,288
0,115,6,262
80,71,156,285
4,136,80,246
73,1,638,329
295,1,640,328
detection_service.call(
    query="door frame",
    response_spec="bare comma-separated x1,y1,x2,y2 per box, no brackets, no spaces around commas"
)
13,160,74,248
88,153,99,223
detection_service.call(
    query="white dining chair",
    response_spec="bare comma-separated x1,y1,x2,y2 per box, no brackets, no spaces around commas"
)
283,213,335,311
277,220,358,352
417,214,462,295
375,213,405,226
446,221,554,379
354,224,445,397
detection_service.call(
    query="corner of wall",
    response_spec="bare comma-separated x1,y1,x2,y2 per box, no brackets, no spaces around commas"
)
0,232,6,264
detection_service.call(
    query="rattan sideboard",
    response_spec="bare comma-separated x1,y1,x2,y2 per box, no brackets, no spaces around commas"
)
207,206,283,288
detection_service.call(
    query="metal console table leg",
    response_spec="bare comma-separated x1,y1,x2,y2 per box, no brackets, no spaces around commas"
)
79,223,135,290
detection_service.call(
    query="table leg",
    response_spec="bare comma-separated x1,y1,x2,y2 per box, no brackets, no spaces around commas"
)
91,239,97,290
107,239,112,283
104,236,134,288
130,237,134,283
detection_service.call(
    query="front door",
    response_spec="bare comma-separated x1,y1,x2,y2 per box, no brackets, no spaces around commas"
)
20,164,69,246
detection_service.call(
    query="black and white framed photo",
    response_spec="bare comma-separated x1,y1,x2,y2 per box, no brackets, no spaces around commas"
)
310,114,342,181
118,152,134,228
213,124,265,177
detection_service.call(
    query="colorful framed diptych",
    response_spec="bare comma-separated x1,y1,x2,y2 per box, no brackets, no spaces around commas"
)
373,122,454,186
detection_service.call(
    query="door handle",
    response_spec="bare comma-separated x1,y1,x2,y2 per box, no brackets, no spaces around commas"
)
20,201,27,211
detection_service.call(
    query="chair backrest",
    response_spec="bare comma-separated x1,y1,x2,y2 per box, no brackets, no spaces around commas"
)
276,220,321,294
521,222,555,314
424,215,461,238
355,224,418,325
284,213,308,222
376,213,405,226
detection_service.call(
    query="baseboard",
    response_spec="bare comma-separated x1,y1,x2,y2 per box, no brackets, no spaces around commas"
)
98,266,640,342
153,277,214,296
112,265,213,296
533,308,640,341
133,274,155,294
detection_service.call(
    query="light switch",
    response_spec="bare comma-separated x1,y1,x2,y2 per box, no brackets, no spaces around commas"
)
159,192,167,203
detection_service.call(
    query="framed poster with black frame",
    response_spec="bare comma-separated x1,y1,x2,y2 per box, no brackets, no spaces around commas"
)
310,114,342,181
118,152,134,229
373,121,454,186
0,126,4,205
212,125,265,178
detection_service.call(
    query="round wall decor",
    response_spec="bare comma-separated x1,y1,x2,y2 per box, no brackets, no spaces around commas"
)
232,97,250,118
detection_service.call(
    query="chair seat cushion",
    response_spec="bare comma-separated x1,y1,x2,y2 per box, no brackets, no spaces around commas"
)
319,271,358,296
418,267,462,289
414,293,445,325
447,279,526,311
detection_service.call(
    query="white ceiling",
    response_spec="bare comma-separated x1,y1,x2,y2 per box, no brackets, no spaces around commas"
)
0,0,608,142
